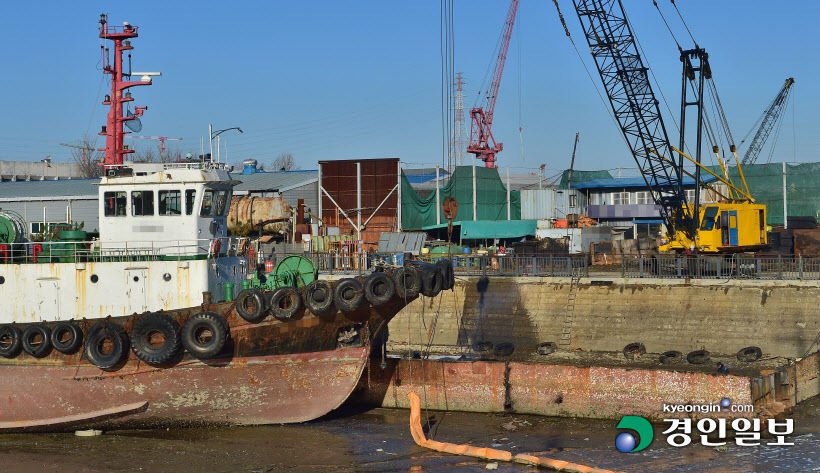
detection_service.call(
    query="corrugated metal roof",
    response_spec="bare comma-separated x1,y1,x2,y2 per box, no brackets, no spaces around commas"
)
229,170,317,192
0,178,99,199
571,175,717,190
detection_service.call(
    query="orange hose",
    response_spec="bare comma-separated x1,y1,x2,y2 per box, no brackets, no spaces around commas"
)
407,392,626,473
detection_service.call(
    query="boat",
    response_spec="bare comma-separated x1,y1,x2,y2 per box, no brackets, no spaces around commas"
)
0,14,453,431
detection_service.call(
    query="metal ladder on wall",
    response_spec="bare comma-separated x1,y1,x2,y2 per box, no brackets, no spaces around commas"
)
559,267,581,346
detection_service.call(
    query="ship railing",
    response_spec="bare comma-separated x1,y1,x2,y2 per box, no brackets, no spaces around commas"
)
622,255,820,280
0,237,250,264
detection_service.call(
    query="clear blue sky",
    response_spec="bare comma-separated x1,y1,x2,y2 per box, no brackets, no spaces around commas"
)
0,1,816,179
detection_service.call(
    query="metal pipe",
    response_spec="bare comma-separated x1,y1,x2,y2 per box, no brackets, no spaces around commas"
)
506,166,511,220
208,124,213,163
397,160,402,231
436,163,441,225
472,157,477,221
317,162,323,225
783,161,788,229
356,162,362,241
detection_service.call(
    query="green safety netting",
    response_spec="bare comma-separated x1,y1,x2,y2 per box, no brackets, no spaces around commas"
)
708,163,820,225
401,166,520,230
557,169,613,189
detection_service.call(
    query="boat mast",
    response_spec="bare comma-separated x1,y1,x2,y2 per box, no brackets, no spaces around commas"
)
97,14,152,167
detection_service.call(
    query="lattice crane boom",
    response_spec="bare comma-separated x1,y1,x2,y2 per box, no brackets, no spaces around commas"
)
741,78,795,166
571,0,695,237
467,0,519,169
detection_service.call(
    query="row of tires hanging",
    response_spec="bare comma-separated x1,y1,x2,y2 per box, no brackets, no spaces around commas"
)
0,310,230,370
0,259,455,370
235,260,455,323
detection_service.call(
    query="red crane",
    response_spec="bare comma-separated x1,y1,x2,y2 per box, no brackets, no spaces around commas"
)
467,0,520,168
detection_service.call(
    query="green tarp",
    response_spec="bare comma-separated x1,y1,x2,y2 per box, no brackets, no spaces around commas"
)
421,220,537,240
557,169,613,189
708,163,820,225
401,166,520,230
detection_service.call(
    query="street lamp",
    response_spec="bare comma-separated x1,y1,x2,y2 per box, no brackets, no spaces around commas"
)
208,124,243,163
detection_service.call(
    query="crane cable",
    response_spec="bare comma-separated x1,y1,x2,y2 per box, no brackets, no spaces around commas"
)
550,0,625,149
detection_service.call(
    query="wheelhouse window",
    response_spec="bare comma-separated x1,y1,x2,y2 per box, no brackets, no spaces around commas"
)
700,206,720,231
200,189,216,216
216,190,231,216
131,191,155,216
159,190,182,216
185,190,196,215
104,191,127,217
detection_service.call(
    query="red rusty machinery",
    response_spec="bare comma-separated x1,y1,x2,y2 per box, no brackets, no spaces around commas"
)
466,0,520,168
97,14,155,167
442,196,459,239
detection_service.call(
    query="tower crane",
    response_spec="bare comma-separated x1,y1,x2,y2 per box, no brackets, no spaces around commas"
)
59,142,96,163
570,0,767,253
740,78,795,165
125,135,182,161
467,0,519,168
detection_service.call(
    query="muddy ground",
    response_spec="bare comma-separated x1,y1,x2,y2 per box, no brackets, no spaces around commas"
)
0,397,818,473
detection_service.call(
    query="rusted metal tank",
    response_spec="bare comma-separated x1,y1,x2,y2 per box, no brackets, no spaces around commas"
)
228,196,291,234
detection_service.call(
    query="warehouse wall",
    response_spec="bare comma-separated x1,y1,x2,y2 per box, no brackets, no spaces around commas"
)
0,198,98,235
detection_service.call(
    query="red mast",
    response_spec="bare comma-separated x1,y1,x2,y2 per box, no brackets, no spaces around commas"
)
466,0,519,168
97,14,153,167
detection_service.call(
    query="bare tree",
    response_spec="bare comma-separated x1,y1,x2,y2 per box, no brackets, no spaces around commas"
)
68,133,104,178
133,145,157,163
272,152,300,171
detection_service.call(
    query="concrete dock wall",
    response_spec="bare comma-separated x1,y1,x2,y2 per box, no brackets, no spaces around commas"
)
387,277,820,359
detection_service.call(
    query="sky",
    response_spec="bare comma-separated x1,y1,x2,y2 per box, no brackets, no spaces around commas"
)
0,1,817,180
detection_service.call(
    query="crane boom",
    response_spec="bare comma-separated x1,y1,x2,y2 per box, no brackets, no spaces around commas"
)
740,78,795,166
467,0,519,168
571,0,693,237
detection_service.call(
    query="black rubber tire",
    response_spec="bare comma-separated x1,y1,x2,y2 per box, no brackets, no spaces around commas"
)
51,322,83,354
268,286,303,322
437,259,455,290
472,340,493,352
364,272,396,306
393,266,422,299
736,346,763,363
537,342,558,355
182,311,229,359
0,325,22,358
660,350,683,364
623,342,647,360
235,288,267,323
420,269,443,298
333,278,364,312
84,321,129,370
129,313,181,365
22,325,52,358
687,349,711,365
303,280,335,316
494,342,515,357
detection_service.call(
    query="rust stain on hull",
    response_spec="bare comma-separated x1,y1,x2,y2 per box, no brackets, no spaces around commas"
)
0,296,410,430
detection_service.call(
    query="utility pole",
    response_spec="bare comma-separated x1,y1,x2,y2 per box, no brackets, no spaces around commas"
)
208,124,213,162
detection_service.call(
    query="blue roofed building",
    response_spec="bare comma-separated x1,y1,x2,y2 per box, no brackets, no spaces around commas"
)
571,175,719,239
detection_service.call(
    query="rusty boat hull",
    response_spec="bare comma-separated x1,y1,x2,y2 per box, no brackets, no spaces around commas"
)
0,298,408,431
